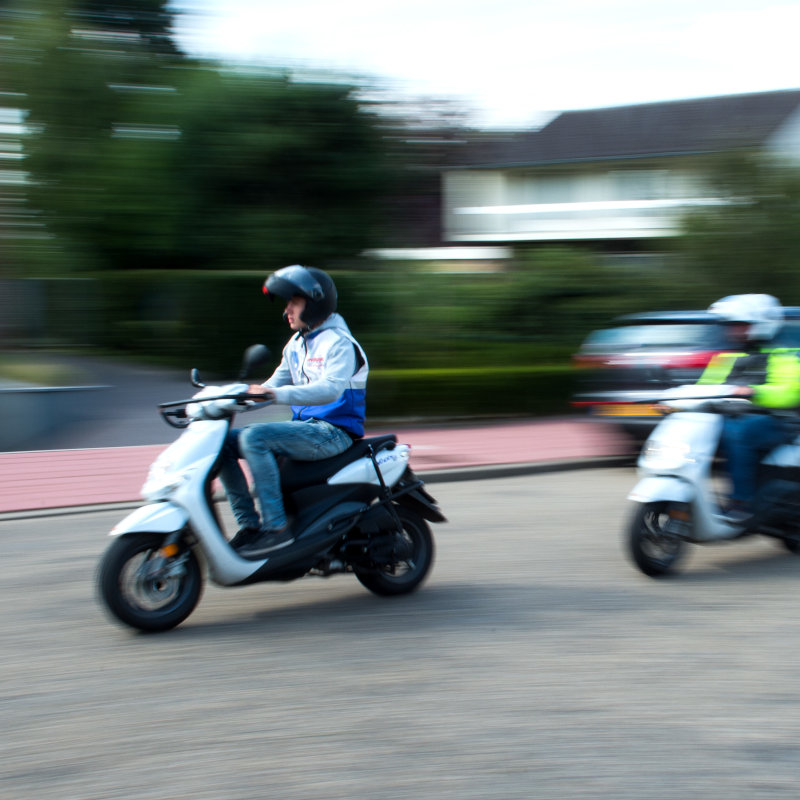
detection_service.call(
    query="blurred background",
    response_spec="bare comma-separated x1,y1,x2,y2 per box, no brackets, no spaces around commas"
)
3,0,800,447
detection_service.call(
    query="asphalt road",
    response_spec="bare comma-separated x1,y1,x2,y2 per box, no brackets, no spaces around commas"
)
5,468,800,799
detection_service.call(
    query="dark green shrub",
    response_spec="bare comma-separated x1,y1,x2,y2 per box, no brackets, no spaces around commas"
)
367,366,576,420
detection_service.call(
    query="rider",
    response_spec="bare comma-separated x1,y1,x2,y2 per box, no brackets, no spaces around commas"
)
699,294,800,523
219,265,369,557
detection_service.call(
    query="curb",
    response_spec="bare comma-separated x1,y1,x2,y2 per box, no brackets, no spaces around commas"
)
420,455,633,484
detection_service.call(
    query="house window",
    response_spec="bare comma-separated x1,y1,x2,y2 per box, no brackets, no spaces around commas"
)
511,174,577,205
609,170,670,201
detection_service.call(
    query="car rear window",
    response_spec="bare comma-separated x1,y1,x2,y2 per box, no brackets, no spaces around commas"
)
581,322,723,352
773,320,800,348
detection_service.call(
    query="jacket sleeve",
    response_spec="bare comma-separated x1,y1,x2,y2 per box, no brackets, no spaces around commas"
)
268,335,356,407
753,350,800,409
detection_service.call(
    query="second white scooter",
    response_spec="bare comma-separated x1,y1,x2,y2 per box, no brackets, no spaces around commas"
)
626,385,800,576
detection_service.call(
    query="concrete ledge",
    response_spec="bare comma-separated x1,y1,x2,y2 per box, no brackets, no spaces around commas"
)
0,385,109,451
421,455,634,484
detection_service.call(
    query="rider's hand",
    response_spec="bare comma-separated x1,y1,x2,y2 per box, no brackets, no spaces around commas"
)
247,384,276,400
732,386,754,397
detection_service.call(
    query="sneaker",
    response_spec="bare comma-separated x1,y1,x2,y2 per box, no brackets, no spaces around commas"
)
238,527,295,558
229,526,260,549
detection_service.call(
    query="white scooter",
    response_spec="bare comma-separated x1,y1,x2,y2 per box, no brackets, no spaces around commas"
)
626,384,800,576
98,346,444,632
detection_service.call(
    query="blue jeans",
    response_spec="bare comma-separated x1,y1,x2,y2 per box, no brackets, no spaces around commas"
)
721,413,790,506
219,419,354,531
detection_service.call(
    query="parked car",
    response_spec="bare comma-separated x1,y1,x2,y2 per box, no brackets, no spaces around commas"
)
571,308,800,437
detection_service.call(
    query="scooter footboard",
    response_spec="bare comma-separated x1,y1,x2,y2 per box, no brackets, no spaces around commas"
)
110,502,188,537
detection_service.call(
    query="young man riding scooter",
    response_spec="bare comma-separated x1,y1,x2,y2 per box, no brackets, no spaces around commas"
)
219,265,369,558
699,294,800,524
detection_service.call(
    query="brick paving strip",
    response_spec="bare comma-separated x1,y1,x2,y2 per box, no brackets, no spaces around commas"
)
0,419,631,513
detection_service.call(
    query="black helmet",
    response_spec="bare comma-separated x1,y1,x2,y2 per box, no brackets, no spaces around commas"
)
263,265,337,329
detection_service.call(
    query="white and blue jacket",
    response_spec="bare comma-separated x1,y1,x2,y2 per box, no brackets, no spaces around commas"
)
264,313,368,438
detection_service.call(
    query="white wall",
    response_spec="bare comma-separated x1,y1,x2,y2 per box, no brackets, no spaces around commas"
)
442,165,718,242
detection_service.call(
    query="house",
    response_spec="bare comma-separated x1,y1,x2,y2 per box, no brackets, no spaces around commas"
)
442,89,800,245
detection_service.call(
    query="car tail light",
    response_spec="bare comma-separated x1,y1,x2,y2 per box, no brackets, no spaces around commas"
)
573,350,719,369
659,350,719,369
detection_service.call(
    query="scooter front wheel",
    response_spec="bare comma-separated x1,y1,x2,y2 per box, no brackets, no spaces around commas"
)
781,536,800,554
627,501,686,578
98,533,203,632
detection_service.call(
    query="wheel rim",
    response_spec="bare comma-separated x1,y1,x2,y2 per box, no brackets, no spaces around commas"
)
120,548,184,612
640,507,682,565
380,524,426,583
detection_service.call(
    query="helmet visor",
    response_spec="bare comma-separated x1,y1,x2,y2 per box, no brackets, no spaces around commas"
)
263,265,323,301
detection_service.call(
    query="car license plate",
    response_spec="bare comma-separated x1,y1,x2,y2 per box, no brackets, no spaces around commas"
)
593,403,661,417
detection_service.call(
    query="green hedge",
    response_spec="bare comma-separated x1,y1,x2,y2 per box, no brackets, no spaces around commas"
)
367,365,576,420
18,264,611,418
31,269,585,371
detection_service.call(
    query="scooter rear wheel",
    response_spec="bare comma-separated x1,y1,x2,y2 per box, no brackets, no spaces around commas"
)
355,507,434,596
98,533,203,632
627,501,685,577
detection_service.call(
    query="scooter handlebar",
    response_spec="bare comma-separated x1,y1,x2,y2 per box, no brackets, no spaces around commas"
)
158,391,269,409
158,389,273,428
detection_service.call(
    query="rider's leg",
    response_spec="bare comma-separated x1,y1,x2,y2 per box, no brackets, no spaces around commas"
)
723,414,788,509
217,429,260,530
238,419,353,533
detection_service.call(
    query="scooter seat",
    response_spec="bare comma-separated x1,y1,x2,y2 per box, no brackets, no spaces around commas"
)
279,434,398,492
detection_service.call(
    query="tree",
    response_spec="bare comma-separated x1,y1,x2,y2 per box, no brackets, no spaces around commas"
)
6,0,393,274
680,153,800,303
3,0,183,271
70,0,182,56
169,69,390,270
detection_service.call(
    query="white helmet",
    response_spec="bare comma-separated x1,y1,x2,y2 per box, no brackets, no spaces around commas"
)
708,294,783,342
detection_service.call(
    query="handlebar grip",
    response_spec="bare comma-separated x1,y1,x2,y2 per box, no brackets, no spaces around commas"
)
238,394,274,405
160,408,191,429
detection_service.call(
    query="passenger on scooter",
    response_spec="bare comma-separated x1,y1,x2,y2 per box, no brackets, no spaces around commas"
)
699,294,800,524
219,265,369,557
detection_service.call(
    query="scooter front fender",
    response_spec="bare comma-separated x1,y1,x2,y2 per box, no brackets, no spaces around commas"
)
628,476,695,505
110,502,188,537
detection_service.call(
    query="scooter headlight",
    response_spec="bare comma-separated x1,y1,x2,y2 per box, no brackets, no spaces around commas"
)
640,438,693,471
142,458,190,499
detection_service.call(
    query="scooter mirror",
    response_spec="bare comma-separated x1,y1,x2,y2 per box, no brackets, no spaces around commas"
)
239,344,272,379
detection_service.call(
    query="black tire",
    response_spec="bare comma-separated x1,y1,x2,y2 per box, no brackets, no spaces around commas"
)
355,507,435,597
627,501,685,578
781,536,800,554
98,533,202,632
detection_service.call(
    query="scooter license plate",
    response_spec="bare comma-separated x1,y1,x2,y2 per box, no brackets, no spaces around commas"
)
593,403,661,417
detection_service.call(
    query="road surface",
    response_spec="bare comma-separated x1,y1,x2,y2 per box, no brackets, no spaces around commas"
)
4,468,800,799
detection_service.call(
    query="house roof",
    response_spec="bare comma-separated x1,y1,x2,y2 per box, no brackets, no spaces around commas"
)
452,89,800,168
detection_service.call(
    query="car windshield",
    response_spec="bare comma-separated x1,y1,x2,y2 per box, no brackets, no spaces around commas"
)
581,323,720,352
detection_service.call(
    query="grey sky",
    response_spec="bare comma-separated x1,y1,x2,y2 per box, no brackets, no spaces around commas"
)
170,0,800,128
